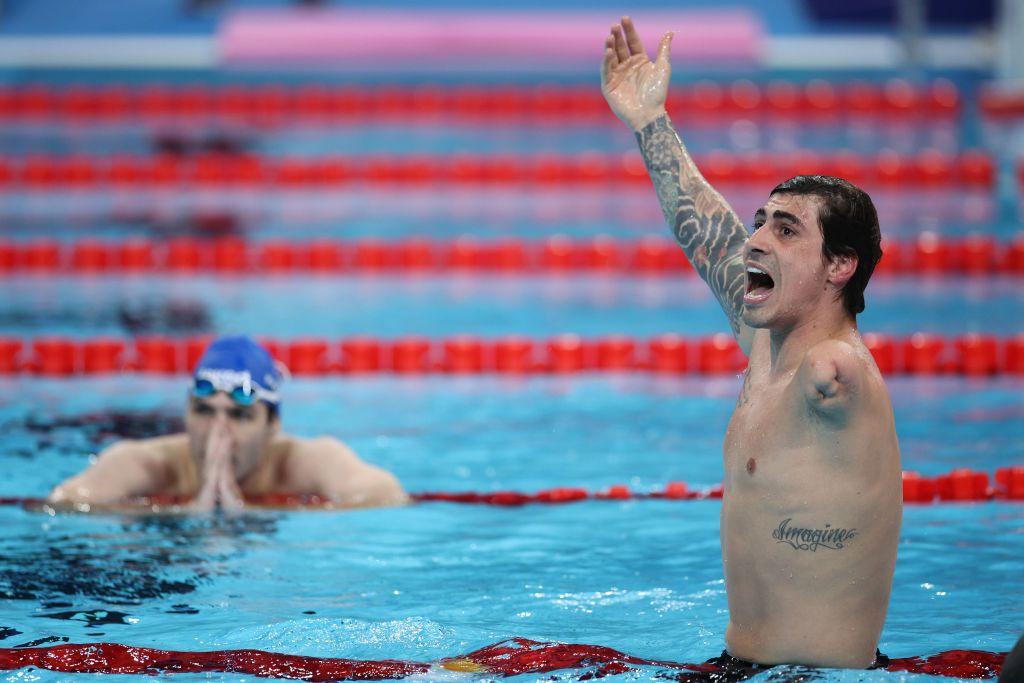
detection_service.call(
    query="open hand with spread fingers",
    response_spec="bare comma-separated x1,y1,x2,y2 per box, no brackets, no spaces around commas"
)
601,16,674,132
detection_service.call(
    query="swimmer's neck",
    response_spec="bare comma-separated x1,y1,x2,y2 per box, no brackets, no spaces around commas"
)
766,307,857,378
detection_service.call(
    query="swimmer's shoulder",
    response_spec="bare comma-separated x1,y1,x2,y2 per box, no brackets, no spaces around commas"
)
96,433,187,469
281,434,359,466
50,434,189,503
807,335,884,385
113,435,205,496
804,336,862,368
271,434,353,488
123,434,193,475
140,433,191,457
798,336,883,416
282,435,407,507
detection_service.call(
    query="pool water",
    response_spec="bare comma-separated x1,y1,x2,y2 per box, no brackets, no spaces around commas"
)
0,26,1021,681
0,375,1021,681
1,275,1021,339
0,185,1003,241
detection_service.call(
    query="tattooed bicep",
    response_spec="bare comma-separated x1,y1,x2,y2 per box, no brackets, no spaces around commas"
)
693,183,726,216
709,247,748,331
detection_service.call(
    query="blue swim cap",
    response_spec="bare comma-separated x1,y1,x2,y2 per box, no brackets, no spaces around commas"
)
193,335,283,406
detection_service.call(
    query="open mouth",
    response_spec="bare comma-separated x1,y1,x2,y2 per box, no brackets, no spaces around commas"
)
743,266,775,304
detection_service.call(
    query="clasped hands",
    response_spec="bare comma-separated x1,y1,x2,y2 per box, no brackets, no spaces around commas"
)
190,418,246,512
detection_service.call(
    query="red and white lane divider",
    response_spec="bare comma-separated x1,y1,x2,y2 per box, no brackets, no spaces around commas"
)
413,468,1024,505
980,85,1024,119
0,150,994,188
1,235,1022,275
1,468,1022,509
1,333,1023,377
0,637,1004,680
0,80,960,122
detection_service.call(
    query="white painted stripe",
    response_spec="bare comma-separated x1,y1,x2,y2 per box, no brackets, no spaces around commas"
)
765,35,994,70
0,37,216,69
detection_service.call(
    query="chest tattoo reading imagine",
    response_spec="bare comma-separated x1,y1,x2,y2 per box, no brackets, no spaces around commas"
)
772,519,858,552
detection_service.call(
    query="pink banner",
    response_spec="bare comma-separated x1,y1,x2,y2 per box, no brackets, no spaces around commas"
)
219,10,762,68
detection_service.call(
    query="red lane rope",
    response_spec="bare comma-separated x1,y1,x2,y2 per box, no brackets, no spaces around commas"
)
980,86,1024,119
0,151,993,188
0,638,1004,680
1008,163,1024,189
3,469,1023,507
1,235,1021,276
1,333,1022,377
411,466,1024,504
0,81,960,122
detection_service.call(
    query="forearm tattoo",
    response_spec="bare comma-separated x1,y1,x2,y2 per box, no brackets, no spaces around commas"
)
636,115,750,336
772,518,858,552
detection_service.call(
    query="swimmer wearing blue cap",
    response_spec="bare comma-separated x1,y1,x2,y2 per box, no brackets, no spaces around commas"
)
602,18,901,671
49,335,407,511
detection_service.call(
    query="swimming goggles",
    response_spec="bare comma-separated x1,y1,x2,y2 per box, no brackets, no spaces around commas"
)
191,369,280,406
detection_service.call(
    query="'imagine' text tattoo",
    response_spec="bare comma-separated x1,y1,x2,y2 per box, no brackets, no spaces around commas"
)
635,115,750,336
772,518,858,552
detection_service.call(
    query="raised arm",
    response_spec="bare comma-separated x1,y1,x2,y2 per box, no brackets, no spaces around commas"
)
601,17,753,350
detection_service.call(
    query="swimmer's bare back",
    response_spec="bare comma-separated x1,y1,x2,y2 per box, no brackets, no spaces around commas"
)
601,17,901,668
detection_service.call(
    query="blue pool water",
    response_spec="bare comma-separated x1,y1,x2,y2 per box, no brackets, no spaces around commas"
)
0,20,1020,679
0,120,963,157
0,275,1021,338
0,375,1021,683
0,185,1003,241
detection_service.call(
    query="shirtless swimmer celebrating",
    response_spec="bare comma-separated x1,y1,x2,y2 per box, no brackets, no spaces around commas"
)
601,18,902,670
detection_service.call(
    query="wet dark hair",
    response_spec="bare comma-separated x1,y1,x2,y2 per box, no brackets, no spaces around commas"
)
769,175,882,316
